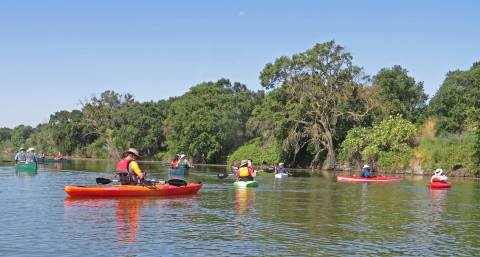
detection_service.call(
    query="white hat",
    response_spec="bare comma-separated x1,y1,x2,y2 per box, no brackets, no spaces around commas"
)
27,147,35,152
179,154,186,159
124,148,140,157
434,168,443,175
279,162,284,166
363,164,370,168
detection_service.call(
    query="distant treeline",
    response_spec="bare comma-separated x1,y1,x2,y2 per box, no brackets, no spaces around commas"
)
1,41,479,174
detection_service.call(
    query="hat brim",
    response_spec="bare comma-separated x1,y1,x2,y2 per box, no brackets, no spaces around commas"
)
124,151,140,157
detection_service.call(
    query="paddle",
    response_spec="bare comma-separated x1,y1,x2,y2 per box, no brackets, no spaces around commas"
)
96,177,118,184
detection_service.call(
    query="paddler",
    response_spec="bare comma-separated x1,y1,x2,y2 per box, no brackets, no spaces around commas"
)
360,164,374,178
430,168,448,183
14,147,27,163
275,162,288,174
25,147,37,164
115,148,146,185
236,159,256,181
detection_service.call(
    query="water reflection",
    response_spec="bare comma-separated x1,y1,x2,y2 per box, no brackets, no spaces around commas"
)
54,162,64,171
235,188,255,217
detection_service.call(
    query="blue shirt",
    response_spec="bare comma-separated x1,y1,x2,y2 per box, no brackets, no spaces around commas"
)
15,151,26,162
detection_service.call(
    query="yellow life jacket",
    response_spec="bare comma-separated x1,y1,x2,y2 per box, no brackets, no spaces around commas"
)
238,167,250,177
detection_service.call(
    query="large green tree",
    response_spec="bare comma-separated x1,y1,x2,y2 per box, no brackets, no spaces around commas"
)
49,110,89,155
429,62,480,133
373,65,428,122
258,41,375,169
10,125,34,148
164,79,261,163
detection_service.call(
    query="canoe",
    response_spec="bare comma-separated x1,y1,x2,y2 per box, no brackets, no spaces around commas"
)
275,173,288,179
233,180,258,188
336,175,402,182
15,163,38,172
64,182,202,197
428,181,451,189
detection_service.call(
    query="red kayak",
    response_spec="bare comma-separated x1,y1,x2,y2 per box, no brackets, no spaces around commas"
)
65,182,202,197
337,175,402,182
428,181,451,189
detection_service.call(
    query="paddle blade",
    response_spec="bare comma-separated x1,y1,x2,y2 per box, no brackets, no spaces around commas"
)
96,177,113,185
167,178,187,187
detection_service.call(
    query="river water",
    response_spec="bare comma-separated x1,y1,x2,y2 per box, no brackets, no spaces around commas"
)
1,160,480,256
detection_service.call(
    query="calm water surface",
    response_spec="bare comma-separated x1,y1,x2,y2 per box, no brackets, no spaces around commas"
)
1,160,480,256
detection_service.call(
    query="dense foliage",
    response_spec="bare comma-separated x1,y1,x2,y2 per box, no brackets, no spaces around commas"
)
0,41,478,174
340,115,417,169
428,62,480,134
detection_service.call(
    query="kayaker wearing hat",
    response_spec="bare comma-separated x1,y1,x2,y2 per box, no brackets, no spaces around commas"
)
14,147,27,163
25,147,37,164
115,148,146,185
431,168,448,183
236,159,256,181
360,164,373,178
275,162,288,174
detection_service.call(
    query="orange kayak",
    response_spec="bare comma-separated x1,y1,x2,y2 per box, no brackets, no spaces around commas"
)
64,182,202,197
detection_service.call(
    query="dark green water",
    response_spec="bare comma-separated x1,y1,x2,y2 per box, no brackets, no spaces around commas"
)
1,160,480,256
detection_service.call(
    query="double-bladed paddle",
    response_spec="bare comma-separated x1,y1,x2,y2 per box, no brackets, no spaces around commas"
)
95,177,188,187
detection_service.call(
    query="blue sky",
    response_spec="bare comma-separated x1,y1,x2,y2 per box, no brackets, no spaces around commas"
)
0,0,478,128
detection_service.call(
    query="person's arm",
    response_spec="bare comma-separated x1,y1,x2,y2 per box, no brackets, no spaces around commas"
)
129,161,145,179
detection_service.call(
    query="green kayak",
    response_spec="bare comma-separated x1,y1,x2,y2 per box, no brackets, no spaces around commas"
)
233,180,258,188
15,163,38,172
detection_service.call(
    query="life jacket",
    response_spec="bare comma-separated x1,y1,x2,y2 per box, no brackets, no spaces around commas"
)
238,167,252,177
116,159,132,174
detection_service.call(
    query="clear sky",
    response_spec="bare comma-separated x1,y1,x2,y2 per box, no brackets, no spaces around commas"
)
0,0,478,128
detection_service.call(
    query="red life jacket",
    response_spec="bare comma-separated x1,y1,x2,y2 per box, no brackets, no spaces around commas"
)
171,160,179,169
116,159,132,174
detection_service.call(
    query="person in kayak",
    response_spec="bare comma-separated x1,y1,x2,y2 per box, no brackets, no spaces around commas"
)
177,154,193,169
237,160,256,181
55,151,63,160
431,168,448,183
360,164,374,178
170,154,181,168
14,147,27,163
116,148,146,185
25,147,37,164
275,163,288,174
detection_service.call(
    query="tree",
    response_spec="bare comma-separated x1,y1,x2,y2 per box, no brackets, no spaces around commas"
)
49,110,87,155
373,65,428,122
10,125,34,148
428,62,480,133
0,127,12,142
259,41,375,169
340,115,417,168
164,79,261,163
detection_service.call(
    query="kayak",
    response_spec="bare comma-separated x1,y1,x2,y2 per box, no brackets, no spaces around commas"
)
428,181,451,189
233,180,258,188
275,173,288,179
15,163,38,172
336,175,402,182
64,182,202,197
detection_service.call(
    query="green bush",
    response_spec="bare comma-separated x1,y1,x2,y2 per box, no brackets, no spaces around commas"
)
377,150,413,169
227,138,282,165
416,134,475,172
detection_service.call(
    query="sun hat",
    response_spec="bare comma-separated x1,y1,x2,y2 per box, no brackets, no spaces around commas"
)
240,160,248,167
124,148,140,157
19,147,25,151
279,162,284,166
27,147,35,152
434,168,443,175
363,164,370,169
179,154,186,159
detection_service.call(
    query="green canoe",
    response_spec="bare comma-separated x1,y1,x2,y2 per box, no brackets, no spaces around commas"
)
233,180,258,188
15,163,38,172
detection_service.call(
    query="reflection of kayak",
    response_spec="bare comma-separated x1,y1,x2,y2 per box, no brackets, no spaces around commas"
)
15,163,38,172
233,181,258,188
428,181,451,189
336,175,401,182
275,173,288,179
64,182,202,197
